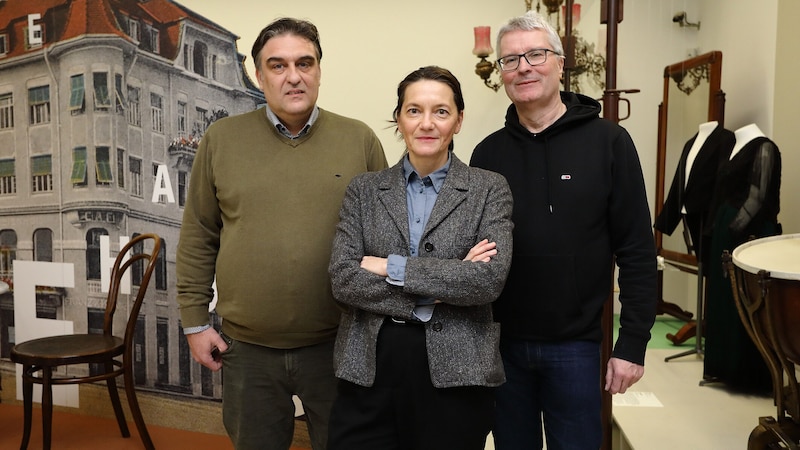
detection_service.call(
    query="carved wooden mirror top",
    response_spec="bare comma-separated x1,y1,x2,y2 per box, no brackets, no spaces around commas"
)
654,51,725,266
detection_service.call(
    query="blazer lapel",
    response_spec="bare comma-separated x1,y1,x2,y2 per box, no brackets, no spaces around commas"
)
377,163,411,240
422,156,469,238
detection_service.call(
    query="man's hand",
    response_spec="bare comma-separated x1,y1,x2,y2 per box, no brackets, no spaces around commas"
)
464,239,497,262
185,327,228,371
605,357,645,394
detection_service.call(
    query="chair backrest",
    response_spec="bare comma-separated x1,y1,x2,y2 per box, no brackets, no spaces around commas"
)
102,233,161,353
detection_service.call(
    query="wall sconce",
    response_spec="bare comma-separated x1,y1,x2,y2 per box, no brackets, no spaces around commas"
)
672,11,701,30
472,26,502,92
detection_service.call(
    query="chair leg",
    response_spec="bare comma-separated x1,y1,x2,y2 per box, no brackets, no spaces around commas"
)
41,367,53,450
20,366,34,450
106,366,131,437
123,366,155,449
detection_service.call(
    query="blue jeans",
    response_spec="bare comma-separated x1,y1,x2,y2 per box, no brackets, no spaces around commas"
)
493,338,602,450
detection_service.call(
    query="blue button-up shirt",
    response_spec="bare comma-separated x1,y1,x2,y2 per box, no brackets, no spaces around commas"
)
386,153,450,321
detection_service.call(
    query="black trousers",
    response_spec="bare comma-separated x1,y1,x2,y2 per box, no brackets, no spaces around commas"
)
328,318,494,450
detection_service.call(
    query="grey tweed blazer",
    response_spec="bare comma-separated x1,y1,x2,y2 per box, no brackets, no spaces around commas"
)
329,154,513,388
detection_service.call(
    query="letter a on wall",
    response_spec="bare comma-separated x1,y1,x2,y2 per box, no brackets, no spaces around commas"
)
152,164,176,203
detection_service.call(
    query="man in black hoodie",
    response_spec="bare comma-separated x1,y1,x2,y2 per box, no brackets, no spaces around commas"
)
470,10,657,450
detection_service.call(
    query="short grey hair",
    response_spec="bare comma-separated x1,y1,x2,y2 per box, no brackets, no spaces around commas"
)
496,10,563,59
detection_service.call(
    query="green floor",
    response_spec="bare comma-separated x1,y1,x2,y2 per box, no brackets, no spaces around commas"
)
613,314,697,349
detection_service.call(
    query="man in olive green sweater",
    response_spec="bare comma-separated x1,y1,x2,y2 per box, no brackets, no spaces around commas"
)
176,18,387,450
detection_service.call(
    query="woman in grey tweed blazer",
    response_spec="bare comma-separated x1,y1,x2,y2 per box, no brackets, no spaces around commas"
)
327,66,513,450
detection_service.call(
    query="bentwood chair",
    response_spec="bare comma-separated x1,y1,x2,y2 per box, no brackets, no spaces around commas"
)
11,233,161,450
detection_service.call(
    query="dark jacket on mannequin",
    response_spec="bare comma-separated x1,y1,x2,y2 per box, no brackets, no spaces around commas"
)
654,125,734,266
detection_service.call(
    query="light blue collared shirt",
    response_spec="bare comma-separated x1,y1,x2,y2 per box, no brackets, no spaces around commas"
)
264,103,319,139
386,153,451,321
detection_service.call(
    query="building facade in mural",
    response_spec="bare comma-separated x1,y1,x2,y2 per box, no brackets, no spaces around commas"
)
0,0,264,401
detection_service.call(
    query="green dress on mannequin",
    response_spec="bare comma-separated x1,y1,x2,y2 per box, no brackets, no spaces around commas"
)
703,128,781,394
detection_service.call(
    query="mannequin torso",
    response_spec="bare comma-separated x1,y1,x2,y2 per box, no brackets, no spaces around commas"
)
731,123,765,159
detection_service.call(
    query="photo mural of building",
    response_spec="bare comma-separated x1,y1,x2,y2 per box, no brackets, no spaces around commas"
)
0,0,264,403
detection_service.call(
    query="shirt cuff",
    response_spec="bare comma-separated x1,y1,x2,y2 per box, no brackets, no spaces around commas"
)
183,324,211,335
386,254,407,286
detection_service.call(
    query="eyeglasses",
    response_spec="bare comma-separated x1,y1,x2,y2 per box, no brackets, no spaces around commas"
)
497,49,561,71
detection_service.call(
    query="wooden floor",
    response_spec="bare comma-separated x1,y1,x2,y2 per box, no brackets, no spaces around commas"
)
0,402,310,450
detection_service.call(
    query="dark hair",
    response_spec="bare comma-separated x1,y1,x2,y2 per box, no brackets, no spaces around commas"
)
392,66,464,151
251,18,322,69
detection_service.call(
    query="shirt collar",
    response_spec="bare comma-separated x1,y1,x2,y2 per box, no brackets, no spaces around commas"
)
264,104,319,139
402,152,451,193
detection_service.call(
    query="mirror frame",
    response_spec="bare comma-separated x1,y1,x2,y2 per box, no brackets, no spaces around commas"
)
654,51,725,266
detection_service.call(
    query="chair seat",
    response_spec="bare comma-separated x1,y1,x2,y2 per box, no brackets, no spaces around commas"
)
11,334,124,367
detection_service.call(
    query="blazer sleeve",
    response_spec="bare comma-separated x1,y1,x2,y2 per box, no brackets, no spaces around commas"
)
329,174,420,319
403,171,514,307
329,169,514,317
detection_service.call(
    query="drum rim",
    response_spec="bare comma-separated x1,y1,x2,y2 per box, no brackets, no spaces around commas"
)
732,233,800,281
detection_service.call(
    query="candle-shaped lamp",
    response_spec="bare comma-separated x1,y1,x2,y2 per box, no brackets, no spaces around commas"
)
562,3,581,27
473,26,493,57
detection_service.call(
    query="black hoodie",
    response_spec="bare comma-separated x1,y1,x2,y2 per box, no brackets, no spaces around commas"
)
470,91,657,365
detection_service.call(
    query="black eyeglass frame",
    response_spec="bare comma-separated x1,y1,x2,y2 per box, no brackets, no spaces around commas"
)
497,48,562,71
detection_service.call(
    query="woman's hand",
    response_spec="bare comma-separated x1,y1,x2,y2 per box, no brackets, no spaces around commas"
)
463,239,497,263
361,256,389,276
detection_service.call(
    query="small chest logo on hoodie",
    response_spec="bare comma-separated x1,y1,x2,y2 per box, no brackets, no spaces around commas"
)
560,174,572,180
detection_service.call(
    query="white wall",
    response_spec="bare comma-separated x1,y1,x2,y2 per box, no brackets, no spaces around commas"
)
774,0,800,235
186,0,793,235
183,0,522,165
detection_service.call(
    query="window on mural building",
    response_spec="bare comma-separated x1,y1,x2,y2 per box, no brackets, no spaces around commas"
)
31,155,52,192
0,229,16,278
177,101,187,136
117,149,125,189
94,72,111,111
70,147,87,187
194,107,207,136
193,42,207,77
149,27,160,54
28,85,50,124
24,24,44,49
128,17,140,41
68,75,85,114
131,232,143,286
0,34,8,56
0,92,14,129
0,159,15,195
157,317,169,386
150,92,164,133
129,156,142,197
33,228,53,262
88,308,105,376
134,315,146,384
85,228,108,280
127,85,141,126
155,237,166,290
178,170,188,207
114,74,125,114
96,147,113,185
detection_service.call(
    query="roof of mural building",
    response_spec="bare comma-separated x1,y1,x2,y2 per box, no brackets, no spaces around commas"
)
0,0,238,61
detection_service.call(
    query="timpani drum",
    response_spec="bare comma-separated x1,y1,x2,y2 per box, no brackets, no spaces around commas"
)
729,233,800,449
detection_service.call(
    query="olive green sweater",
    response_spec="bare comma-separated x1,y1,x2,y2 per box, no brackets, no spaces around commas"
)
176,108,387,348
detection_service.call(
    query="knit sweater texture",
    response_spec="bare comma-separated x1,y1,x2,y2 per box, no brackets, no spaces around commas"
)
470,92,657,365
176,108,387,349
